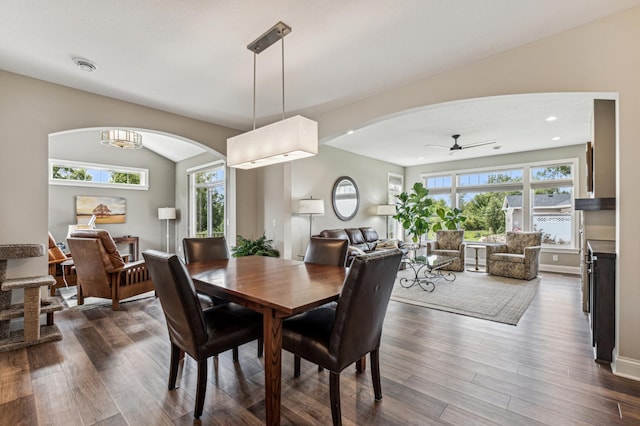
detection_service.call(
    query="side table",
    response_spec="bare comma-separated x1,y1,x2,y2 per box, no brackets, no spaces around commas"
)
467,244,486,272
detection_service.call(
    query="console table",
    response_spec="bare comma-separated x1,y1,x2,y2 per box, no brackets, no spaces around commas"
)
112,236,139,261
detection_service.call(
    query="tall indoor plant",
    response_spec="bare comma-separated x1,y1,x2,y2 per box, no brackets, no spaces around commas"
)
432,207,467,231
393,182,434,243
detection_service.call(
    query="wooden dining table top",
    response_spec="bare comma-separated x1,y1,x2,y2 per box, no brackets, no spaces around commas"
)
186,255,348,315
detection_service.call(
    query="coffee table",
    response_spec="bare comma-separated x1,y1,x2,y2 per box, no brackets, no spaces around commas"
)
400,253,456,292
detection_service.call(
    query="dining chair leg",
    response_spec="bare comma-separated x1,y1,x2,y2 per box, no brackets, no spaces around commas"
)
168,343,180,390
195,359,208,419
294,355,301,377
257,337,264,357
233,347,239,361
356,355,366,373
370,349,382,400
329,371,342,426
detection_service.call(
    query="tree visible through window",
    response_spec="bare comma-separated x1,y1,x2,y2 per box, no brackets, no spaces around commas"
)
192,165,225,238
49,159,148,190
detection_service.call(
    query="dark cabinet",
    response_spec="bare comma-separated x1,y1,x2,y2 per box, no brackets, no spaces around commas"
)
587,240,616,363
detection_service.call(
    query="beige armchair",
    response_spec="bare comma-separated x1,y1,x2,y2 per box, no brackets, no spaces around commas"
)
426,230,466,272
67,229,154,310
486,231,542,280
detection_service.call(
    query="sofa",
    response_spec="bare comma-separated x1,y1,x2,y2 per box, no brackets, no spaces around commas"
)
317,227,406,265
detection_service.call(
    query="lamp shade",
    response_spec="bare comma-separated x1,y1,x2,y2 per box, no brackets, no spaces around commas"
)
376,204,396,216
227,115,318,169
158,207,176,220
298,199,325,215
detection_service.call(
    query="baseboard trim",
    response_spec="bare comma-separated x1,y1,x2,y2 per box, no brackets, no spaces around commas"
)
612,354,640,382
539,264,580,275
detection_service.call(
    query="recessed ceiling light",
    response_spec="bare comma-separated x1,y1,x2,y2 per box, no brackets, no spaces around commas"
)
346,130,354,135
552,136,561,141
545,116,557,122
72,57,96,72
418,156,424,160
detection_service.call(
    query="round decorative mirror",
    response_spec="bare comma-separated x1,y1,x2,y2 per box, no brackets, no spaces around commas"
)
332,176,359,221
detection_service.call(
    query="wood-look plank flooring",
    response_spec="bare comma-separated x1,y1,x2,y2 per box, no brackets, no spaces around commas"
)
2,272,640,425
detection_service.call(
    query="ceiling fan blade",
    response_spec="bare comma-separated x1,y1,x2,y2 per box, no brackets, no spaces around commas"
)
461,139,496,149
424,144,451,149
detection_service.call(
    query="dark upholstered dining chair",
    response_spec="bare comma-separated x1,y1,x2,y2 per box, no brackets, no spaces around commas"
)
142,250,262,420
182,236,263,358
295,237,350,375
183,236,230,263
283,249,403,426
182,237,230,307
304,236,349,267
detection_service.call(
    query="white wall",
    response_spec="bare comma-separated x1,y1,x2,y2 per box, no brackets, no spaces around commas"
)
0,70,242,282
311,8,640,379
49,131,177,254
288,146,404,258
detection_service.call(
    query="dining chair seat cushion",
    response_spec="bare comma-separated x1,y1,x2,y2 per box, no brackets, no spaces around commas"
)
283,306,335,366
200,303,263,356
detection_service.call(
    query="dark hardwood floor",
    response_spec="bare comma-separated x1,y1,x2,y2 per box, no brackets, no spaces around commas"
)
2,272,640,425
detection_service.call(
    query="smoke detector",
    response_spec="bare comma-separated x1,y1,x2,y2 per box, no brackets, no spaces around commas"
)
72,57,96,72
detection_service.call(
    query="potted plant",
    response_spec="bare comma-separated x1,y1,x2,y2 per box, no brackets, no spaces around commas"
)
393,182,434,243
432,207,467,231
231,233,280,258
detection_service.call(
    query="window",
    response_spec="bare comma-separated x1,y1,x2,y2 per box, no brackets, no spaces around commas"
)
423,160,577,248
49,159,148,190
189,162,226,238
387,173,403,239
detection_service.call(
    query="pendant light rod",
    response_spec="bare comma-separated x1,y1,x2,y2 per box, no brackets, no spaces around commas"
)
247,22,291,129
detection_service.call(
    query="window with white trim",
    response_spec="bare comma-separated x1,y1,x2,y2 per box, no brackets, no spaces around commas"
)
49,159,148,190
422,160,577,248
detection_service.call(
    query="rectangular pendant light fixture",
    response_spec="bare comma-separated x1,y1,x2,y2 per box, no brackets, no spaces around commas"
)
227,21,318,170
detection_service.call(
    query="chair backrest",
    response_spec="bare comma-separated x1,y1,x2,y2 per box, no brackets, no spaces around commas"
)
68,229,125,270
182,237,230,263
330,249,403,367
304,237,349,267
142,250,207,356
436,230,464,250
506,231,542,254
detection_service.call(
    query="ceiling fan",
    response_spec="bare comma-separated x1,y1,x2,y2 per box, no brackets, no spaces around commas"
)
425,134,496,151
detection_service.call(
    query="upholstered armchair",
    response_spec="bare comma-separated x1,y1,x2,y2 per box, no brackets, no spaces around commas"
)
486,231,542,280
426,230,466,272
67,229,154,310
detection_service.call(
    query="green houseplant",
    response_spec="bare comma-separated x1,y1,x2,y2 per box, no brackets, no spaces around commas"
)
393,182,434,243
432,207,467,231
231,234,280,258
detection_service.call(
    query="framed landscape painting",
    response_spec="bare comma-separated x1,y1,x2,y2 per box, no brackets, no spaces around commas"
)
76,196,126,224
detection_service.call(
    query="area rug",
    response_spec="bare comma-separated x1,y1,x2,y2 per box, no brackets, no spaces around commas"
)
391,269,539,325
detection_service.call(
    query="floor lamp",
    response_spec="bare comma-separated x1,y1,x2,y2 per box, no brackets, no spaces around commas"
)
158,207,176,252
298,198,325,237
376,204,396,239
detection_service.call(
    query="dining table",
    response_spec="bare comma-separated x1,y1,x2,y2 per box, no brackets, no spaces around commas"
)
186,255,347,425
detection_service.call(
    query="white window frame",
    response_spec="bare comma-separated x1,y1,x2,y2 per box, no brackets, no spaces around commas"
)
187,160,227,238
49,159,149,190
421,158,579,250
